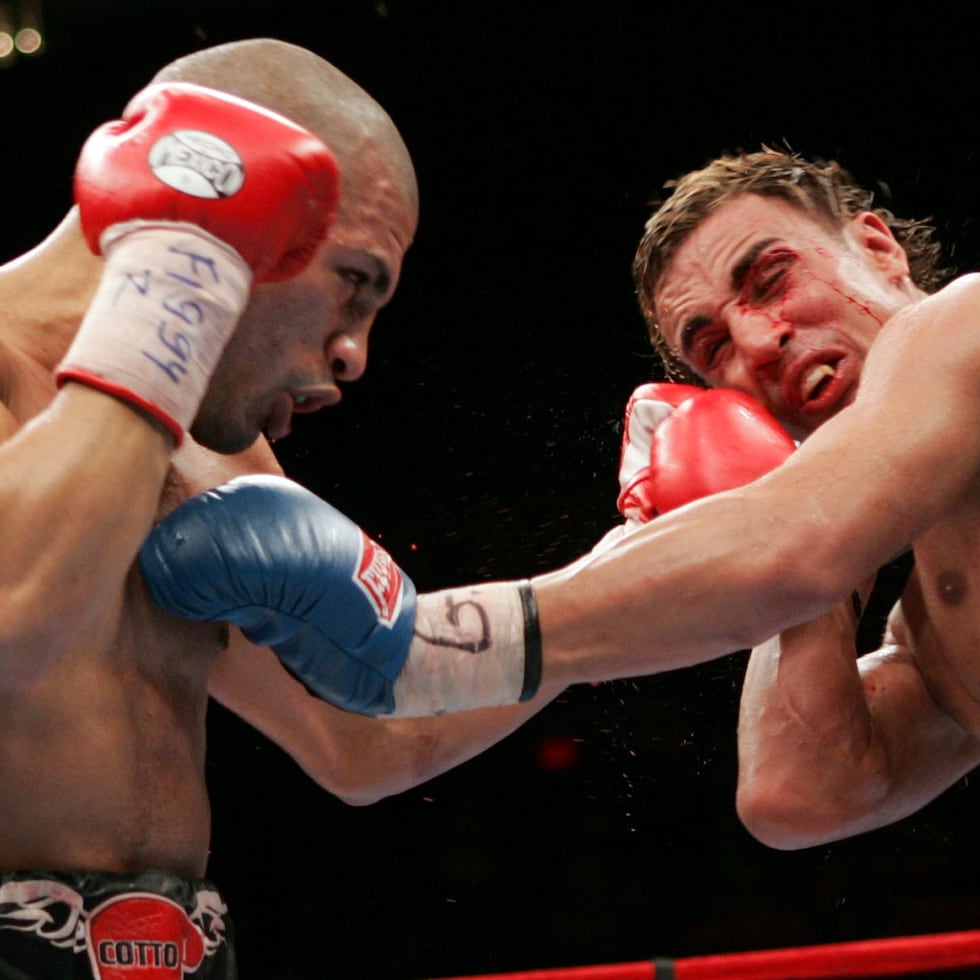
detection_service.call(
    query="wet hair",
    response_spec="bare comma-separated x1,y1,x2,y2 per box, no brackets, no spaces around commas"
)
632,148,951,384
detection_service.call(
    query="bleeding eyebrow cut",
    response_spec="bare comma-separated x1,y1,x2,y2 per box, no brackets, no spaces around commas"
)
677,236,781,360
731,237,780,292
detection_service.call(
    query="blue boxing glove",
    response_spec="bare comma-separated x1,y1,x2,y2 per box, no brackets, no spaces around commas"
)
138,475,542,716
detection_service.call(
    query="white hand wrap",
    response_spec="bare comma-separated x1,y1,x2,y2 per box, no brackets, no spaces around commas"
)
390,580,542,717
57,222,252,443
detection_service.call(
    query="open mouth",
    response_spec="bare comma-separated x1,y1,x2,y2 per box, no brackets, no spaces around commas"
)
801,362,836,403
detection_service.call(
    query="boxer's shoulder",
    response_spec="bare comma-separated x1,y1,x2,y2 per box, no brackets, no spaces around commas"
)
0,335,54,439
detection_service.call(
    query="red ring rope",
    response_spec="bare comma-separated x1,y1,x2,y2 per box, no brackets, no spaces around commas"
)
438,929,980,979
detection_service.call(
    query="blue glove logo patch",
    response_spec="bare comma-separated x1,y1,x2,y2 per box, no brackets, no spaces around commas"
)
353,533,404,627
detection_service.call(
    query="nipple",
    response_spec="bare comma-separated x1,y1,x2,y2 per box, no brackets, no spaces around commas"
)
936,570,967,607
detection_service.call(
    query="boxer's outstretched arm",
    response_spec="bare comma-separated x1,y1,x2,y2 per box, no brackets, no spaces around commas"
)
183,441,565,800
531,276,980,687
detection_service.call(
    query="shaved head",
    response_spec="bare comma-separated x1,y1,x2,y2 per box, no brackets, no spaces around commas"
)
151,38,418,222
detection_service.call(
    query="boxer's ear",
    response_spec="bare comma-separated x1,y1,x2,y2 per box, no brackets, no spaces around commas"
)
846,211,910,280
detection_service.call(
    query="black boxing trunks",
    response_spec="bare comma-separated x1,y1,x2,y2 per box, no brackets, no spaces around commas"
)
0,869,236,979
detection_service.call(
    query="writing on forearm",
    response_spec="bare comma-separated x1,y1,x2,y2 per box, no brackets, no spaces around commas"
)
414,592,491,654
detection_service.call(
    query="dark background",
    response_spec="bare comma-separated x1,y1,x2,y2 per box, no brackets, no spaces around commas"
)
3,2,980,977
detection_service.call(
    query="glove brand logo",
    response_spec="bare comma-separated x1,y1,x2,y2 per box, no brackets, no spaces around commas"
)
148,130,246,199
354,534,403,627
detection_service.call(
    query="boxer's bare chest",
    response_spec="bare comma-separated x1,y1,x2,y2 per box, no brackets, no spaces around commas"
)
0,330,269,873
0,389,230,873
901,485,980,735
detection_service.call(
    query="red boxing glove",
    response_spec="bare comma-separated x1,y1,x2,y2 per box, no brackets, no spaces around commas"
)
617,382,796,522
59,83,341,442
74,82,340,281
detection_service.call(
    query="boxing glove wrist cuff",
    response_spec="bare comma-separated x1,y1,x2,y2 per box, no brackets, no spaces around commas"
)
390,580,543,717
56,222,252,443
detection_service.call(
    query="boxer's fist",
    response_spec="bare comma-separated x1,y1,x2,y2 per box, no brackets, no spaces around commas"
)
140,476,419,714
139,476,541,716
74,82,340,282
617,382,795,521
59,83,341,441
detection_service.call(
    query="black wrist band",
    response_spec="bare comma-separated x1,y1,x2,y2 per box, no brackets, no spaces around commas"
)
517,579,543,702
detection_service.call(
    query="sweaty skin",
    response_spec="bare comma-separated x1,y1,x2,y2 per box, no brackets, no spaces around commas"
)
0,39,558,881
0,468,222,877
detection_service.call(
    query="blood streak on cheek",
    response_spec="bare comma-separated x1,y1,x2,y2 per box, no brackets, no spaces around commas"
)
805,265,885,327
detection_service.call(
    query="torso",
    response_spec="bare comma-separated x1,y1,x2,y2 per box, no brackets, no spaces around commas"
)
0,574,225,878
0,336,271,880
894,476,980,738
